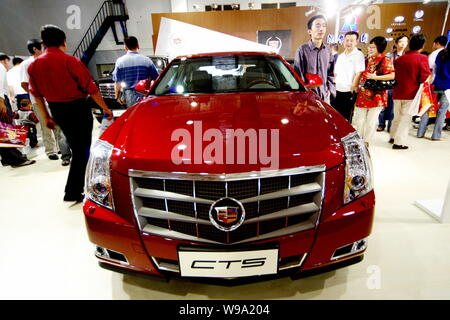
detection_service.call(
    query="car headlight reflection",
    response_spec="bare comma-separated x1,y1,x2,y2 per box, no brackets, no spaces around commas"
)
85,140,114,210
342,132,373,204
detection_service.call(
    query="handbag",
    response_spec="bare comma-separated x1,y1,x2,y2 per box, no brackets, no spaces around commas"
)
363,57,396,91
0,113,28,148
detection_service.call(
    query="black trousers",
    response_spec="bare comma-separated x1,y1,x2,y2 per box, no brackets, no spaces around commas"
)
48,98,93,196
331,91,356,123
0,96,29,166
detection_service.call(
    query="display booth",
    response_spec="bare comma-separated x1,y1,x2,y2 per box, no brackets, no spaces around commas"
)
151,1,450,59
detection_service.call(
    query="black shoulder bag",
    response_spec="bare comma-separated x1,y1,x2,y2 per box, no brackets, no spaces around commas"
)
363,57,396,91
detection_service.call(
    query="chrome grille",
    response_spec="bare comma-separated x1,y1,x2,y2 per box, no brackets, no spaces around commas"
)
99,83,116,99
129,166,325,245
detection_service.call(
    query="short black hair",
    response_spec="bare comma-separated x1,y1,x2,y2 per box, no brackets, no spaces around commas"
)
331,43,339,51
41,24,66,47
0,53,10,61
12,57,23,65
307,15,326,30
345,31,359,40
370,36,387,53
395,35,408,43
434,35,448,47
124,36,139,50
409,34,426,51
27,39,42,55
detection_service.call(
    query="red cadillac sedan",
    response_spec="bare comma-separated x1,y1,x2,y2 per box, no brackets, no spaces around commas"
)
83,51,375,281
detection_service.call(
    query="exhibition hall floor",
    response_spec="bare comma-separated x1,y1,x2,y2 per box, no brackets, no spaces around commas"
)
1,124,450,300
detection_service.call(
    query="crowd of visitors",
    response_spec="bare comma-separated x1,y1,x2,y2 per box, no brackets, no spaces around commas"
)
1,16,449,202
295,14,450,150
0,24,158,203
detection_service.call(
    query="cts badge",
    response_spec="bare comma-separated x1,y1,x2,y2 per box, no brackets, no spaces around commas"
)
209,198,245,232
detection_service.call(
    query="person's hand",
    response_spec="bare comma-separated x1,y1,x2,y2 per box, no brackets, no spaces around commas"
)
0,102,6,114
45,116,57,130
366,72,378,80
103,107,113,120
117,98,126,106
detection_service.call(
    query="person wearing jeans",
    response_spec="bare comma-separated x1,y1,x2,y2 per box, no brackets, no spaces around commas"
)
417,43,450,141
417,91,449,140
112,36,159,109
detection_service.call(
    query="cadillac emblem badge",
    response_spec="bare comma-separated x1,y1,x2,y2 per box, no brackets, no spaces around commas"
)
209,198,246,232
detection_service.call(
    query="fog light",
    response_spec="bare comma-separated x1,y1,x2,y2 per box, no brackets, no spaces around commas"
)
332,238,368,260
94,245,129,265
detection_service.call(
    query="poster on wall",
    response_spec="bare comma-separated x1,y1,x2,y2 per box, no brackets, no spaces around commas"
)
155,18,276,61
257,30,291,58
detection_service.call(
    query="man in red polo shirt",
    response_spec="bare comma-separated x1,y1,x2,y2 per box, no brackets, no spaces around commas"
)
28,25,112,202
389,34,431,150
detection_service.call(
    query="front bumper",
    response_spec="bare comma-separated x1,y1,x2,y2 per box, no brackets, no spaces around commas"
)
83,189,375,281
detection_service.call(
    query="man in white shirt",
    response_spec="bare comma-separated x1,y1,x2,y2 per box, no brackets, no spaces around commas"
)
428,35,447,82
20,39,60,161
332,31,365,122
0,53,35,168
7,57,28,110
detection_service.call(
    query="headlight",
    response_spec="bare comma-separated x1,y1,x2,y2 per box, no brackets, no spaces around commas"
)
342,131,373,204
85,140,114,210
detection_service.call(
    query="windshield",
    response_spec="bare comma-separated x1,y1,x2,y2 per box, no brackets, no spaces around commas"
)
152,54,303,95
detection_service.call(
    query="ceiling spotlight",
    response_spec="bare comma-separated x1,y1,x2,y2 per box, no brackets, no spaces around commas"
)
248,2,255,9
192,4,200,10
211,3,219,10
231,3,239,10
305,7,315,17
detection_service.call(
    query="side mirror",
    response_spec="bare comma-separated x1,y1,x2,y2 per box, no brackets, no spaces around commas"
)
305,73,323,89
134,79,152,94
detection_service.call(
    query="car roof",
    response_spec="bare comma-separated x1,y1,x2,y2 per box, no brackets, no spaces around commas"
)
173,51,279,60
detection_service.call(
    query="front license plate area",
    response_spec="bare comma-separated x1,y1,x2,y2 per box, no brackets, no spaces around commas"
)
178,249,279,278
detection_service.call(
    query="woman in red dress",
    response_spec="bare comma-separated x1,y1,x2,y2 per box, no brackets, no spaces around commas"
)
353,36,395,146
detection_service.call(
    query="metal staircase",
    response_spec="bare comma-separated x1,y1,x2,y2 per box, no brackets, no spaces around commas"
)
73,0,129,65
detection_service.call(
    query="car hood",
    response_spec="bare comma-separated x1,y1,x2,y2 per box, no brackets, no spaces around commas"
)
110,91,345,175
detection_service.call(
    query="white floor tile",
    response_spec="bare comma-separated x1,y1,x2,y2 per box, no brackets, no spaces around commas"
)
1,124,449,299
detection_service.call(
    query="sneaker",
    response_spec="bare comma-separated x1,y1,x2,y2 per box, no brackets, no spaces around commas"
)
376,127,384,132
61,159,71,166
417,135,424,139
392,144,408,150
11,160,36,168
48,154,59,160
431,138,441,141
388,138,394,144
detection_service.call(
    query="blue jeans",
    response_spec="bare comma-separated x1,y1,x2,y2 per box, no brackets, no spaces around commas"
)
123,89,144,108
417,90,449,139
378,89,394,130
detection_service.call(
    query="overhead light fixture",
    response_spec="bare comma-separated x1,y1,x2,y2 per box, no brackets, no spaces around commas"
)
231,3,239,10
248,2,255,9
305,7,315,17
211,3,219,10
325,1,339,18
192,4,200,10
353,7,362,15
423,0,431,4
